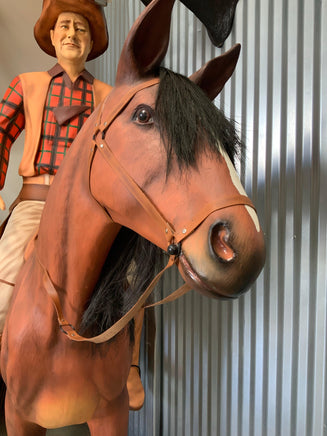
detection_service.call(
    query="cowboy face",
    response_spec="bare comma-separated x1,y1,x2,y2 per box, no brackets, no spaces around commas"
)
50,12,93,66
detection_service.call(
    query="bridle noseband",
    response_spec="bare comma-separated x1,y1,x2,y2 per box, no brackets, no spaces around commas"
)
39,77,255,343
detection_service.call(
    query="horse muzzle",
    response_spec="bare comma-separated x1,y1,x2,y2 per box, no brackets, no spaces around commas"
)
177,206,266,299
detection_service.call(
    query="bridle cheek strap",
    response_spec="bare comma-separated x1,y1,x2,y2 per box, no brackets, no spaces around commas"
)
93,139,175,245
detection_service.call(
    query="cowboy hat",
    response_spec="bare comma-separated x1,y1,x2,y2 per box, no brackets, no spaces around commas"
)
141,0,239,47
34,0,108,61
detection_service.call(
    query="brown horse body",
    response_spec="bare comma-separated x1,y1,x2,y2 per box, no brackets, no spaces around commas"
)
1,0,265,434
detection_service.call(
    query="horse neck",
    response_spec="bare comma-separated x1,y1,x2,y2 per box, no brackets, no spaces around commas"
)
36,138,121,320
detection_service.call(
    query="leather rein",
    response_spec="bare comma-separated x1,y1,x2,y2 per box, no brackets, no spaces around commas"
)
39,77,255,343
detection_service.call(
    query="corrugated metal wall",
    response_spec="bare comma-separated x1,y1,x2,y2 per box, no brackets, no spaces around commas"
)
90,0,327,435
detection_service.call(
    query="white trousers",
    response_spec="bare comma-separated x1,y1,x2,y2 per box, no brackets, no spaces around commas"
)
0,200,45,331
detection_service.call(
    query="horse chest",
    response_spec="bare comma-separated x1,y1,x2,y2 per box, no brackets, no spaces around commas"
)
28,385,99,428
5,311,132,428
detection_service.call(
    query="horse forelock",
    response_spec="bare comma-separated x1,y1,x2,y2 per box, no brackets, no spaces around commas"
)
156,67,243,173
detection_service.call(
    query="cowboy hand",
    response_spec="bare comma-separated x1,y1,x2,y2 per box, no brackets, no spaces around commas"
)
0,194,6,210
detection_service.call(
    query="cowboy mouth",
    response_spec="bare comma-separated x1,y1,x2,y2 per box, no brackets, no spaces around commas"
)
63,42,80,48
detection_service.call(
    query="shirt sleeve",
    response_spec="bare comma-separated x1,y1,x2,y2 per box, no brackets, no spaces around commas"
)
0,76,25,189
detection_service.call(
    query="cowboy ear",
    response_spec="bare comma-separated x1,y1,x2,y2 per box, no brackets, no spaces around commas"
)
50,29,55,46
115,0,175,85
189,44,241,100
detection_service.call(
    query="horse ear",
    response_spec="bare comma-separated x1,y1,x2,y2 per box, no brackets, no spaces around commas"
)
189,44,241,100
115,0,175,85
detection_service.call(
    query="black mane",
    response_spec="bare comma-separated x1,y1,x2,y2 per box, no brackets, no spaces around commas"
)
80,227,164,340
80,68,243,338
156,67,242,172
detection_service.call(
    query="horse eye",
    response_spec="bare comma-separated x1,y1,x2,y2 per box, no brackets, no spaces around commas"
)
134,107,153,124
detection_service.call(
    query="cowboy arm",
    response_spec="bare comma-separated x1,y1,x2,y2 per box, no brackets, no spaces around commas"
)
0,76,25,208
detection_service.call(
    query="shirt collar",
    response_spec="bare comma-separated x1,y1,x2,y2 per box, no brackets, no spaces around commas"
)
48,63,94,86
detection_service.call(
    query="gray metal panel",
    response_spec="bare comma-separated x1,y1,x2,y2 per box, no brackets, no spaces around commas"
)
90,0,327,435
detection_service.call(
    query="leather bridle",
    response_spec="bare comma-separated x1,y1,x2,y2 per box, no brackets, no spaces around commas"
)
39,77,255,343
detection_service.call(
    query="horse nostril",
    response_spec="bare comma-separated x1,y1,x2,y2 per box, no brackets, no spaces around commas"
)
210,222,235,263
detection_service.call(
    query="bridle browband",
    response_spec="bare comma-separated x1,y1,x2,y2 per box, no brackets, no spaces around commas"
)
39,77,255,343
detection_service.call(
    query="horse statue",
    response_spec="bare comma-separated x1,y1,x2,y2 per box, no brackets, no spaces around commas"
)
0,0,265,433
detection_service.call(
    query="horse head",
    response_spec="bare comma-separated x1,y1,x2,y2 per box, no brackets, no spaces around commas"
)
89,0,265,301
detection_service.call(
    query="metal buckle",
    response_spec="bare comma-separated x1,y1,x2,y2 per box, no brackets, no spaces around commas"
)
59,322,76,336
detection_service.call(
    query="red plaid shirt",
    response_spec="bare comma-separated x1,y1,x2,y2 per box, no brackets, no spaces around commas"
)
0,64,95,189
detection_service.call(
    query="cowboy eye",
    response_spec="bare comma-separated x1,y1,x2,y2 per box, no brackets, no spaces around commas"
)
133,106,154,125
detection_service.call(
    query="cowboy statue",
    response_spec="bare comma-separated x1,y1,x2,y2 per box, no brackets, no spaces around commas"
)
0,0,144,411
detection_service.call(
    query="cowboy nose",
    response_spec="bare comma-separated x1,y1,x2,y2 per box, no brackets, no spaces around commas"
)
67,27,76,38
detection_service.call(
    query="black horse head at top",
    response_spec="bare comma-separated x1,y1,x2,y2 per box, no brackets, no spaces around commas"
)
141,0,239,47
